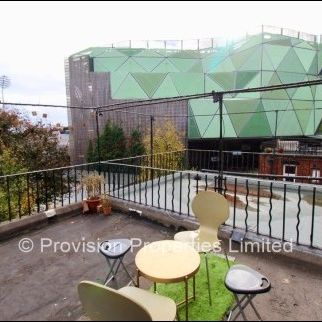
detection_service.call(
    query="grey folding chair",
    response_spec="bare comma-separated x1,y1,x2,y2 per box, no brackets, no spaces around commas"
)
99,239,135,286
225,264,271,321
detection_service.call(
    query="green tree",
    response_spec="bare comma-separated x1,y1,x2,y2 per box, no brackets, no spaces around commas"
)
86,140,96,163
0,109,71,222
143,121,185,170
0,148,31,222
129,129,145,158
91,122,127,161
0,109,70,171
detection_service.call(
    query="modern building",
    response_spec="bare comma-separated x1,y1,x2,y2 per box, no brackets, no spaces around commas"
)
65,26,322,165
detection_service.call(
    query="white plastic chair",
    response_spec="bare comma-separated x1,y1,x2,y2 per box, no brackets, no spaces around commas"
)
174,191,230,305
78,281,177,321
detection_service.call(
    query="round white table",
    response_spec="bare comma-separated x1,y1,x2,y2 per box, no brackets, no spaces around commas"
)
135,240,200,321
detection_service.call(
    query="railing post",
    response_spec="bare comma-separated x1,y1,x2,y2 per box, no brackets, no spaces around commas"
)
270,110,279,177
213,91,224,193
95,109,101,174
150,115,154,180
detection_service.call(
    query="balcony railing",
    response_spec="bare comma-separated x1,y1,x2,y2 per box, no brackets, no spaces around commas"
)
0,150,321,250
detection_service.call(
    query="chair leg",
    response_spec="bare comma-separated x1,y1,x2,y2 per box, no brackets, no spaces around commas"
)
176,308,180,321
205,253,212,306
222,245,231,269
104,258,119,285
233,294,248,321
120,258,136,285
249,296,262,321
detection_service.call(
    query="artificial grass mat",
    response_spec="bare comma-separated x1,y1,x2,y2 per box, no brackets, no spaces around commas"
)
151,254,234,321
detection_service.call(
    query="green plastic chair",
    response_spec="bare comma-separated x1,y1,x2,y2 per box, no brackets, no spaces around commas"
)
78,281,177,321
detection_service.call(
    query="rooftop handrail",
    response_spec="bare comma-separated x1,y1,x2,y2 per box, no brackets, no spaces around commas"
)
104,25,320,50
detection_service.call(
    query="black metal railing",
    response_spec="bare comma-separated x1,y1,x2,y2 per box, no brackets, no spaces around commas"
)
0,161,102,223
0,152,321,251
104,161,322,250
107,149,322,184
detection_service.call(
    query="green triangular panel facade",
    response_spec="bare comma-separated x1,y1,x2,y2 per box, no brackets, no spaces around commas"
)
171,73,204,95
208,72,235,90
239,102,272,137
263,45,290,70
292,87,314,101
94,57,128,72
94,48,128,58
79,31,322,140
116,58,146,72
212,57,235,73
170,50,202,59
118,48,145,57
278,48,307,74
110,72,128,97
236,71,259,89
133,49,164,58
188,105,201,138
132,73,167,98
204,75,225,92
152,59,180,72
294,47,316,72
230,47,257,70
188,61,204,73
224,99,259,136
152,75,179,98
277,109,303,136
113,73,149,99
293,100,314,134
238,47,262,71
262,50,275,71
168,58,201,72
132,57,165,72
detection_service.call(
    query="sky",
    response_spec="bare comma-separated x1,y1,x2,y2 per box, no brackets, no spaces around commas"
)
1,1,321,125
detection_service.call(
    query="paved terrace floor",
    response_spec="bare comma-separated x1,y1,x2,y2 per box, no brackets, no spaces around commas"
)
0,212,321,321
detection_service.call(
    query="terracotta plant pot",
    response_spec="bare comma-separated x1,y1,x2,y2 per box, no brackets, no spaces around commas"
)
102,206,112,216
86,198,101,214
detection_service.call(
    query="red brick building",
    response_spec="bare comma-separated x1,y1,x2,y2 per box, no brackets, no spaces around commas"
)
259,153,322,184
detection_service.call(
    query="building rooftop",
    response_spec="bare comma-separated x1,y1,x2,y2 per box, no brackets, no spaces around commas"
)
0,212,321,321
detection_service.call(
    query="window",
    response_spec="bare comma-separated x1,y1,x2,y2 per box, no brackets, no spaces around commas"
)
312,169,320,184
283,164,297,182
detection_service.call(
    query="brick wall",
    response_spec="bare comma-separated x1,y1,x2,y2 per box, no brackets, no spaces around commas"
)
259,154,322,184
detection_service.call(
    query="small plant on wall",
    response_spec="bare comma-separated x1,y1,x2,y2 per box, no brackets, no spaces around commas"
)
100,195,112,216
81,173,104,213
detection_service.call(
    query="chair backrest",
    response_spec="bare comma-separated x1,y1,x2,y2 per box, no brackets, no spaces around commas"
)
192,191,230,244
78,281,152,321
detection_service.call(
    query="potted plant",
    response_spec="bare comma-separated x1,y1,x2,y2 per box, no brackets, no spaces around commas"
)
100,195,112,216
81,173,104,214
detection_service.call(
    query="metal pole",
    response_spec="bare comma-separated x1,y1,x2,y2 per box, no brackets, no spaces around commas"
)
219,93,224,192
271,110,279,176
274,110,279,139
95,109,101,173
150,116,154,168
213,92,224,193
150,116,155,180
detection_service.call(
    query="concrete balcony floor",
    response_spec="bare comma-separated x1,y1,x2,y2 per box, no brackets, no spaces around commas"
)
0,212,321,321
